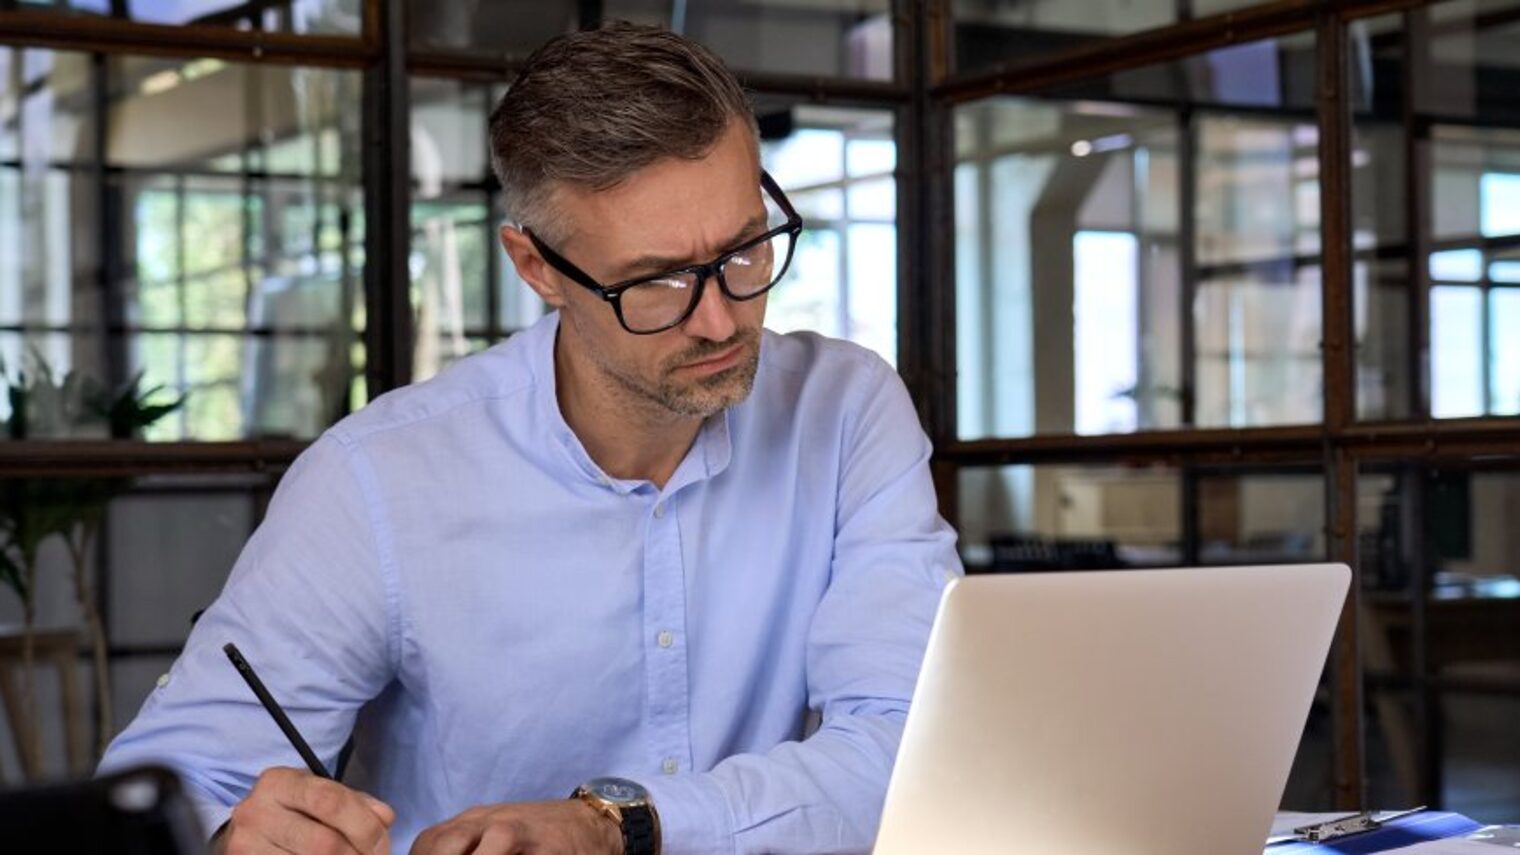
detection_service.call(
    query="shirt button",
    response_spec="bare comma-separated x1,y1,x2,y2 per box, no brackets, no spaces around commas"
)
653,503,666,519
662,758,679,775
657,630,674,648
155,673,170,689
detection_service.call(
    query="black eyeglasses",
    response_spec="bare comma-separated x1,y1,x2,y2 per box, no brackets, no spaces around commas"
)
525,171,804,335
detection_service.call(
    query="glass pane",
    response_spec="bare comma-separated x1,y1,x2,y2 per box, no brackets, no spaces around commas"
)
412,199,491,381
610,0,892,80
957,464,1183,571
411,77,492,189
954,33,1317,440
1353,6,1520,422
1197,471,1325,564
1492,290,1520,416
1358,462,1520,815
1194,267,1323,428
409,78,543,383
1430,248,1484,283
107,57,361,176
12,0,360,33
1430,285,1483,419
410,0,892,81
0,48,365,440
408,0,577,59
760,105,897,367
0,49,98,331
951,0,1267,73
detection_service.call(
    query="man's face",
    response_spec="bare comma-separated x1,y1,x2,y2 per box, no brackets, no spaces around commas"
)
534,119,769,420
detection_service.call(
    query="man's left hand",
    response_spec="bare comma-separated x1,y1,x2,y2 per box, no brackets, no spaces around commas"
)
409,799,622,855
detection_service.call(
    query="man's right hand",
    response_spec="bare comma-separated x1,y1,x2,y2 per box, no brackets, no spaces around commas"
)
216,767,395,855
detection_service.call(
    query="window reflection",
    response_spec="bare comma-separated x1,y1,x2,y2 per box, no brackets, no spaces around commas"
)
0,48,365,440
1352,7,1520,422
408,79,539,382
760,105,897,366
13,0,362,33
407,0,892,81
951,0,1265,73
957,463,1324,571
954,33,1318,440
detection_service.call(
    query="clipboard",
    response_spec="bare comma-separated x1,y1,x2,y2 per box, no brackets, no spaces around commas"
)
1265,809,1486,853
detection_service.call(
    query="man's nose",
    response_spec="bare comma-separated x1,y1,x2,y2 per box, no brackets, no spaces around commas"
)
681,272,739,342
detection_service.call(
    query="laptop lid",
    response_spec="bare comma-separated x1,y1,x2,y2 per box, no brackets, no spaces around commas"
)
875,563,1349,855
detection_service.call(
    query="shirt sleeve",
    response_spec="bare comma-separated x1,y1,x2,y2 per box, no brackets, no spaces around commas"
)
96,431,398,839
644,356,963,855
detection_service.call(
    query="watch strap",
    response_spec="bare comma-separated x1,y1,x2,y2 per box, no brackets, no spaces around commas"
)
620,803,659,855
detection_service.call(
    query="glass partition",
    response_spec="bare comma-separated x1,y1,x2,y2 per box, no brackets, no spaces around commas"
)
1350,6,1520,421
10,0,361,34
0,48,365,440
954,32,1319,440
951,0,1269,74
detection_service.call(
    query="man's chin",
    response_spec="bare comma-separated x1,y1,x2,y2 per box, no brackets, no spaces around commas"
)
665,357,758,417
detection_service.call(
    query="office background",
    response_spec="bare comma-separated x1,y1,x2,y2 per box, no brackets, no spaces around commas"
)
0,0,1516,824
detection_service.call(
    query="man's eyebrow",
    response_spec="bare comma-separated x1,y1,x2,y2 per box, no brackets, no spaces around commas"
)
613,212,772,280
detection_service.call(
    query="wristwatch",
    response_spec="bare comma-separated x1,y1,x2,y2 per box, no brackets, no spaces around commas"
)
571,777,661,855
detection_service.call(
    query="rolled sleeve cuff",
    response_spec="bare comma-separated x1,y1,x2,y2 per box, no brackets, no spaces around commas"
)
642,773,736,855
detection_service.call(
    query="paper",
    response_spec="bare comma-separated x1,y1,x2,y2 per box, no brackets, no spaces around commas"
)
1390,826,1520,851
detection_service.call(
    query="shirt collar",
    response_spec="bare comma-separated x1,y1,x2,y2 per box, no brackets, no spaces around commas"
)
527,311,734,495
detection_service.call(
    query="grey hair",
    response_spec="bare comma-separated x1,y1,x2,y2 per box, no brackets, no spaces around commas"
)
489,22,759,244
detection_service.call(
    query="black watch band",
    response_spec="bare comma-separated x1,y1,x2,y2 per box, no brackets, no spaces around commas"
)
620,803,658,855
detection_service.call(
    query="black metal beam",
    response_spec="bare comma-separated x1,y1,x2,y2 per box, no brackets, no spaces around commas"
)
360,0,413,394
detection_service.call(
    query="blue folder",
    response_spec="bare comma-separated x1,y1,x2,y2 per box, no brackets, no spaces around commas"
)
1268,811,1484,853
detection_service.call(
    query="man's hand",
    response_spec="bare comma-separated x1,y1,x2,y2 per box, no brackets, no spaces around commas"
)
217,766,395,855
409,799,622,855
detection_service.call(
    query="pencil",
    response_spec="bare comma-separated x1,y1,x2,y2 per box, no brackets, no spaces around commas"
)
222,642,332,779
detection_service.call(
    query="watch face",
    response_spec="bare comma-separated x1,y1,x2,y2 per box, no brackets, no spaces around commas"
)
585,777,648,806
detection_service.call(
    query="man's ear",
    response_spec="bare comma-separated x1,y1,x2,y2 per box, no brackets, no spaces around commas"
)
500,224,567,308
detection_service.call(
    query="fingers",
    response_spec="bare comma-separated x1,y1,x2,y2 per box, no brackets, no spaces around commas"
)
410,820,484,855
226,795,360,855
364,794,399,827
226,767,393,855
411,802,618,855
278,770,393,854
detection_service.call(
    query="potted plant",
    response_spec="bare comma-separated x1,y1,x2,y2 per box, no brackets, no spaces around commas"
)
0,354,183,779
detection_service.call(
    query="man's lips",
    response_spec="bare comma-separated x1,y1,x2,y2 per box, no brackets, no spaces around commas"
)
680,343,744,372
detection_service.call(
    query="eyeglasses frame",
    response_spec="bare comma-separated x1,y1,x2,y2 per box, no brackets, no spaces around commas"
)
523,170,805,335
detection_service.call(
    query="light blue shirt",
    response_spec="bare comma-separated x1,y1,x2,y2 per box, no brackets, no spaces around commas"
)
101,311,962,854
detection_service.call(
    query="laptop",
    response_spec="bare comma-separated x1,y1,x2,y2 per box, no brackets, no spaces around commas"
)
874,563,1349,855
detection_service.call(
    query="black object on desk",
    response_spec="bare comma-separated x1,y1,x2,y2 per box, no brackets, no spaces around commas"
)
0,764,206,853
222,642,330,779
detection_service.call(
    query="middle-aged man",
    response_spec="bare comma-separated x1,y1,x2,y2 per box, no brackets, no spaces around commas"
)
101,22,962,855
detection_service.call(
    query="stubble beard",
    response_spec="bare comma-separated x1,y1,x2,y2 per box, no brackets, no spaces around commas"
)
607,327,762,420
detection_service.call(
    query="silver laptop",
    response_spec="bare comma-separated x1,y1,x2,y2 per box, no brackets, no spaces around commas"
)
875,563,1349,855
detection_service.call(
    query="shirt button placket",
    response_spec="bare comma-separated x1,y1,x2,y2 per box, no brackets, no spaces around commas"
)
643,494,691,779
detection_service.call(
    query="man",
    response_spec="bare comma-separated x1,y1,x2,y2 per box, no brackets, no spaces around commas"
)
101,23,961,855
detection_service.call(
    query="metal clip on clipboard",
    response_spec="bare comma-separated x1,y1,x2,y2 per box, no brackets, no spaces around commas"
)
1291,807,1428,843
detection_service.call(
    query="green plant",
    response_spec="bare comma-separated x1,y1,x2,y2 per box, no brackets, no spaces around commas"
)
0,353,184,779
